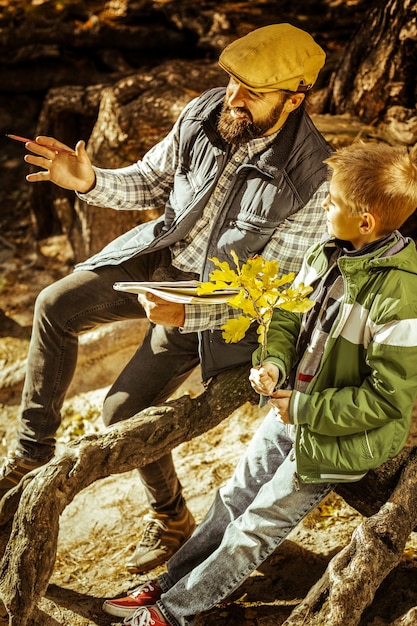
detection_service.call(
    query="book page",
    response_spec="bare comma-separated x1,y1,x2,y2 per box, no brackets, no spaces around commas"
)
113,281,239,304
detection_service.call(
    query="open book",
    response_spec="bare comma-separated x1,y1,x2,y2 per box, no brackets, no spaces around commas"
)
113,280,239,304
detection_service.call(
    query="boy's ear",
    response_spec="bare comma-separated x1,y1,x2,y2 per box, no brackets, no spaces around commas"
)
359,212,377,234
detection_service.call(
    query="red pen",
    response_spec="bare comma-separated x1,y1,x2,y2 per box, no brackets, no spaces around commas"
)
6,134,76,155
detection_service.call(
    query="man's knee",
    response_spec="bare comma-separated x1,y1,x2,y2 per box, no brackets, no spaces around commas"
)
34,272,95,333
34,280,68,321
102,391,141,427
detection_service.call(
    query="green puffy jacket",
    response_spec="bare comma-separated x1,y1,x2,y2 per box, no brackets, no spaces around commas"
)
253,233,417,483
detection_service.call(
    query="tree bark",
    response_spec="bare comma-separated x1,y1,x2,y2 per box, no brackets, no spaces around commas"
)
324,0,417,145
281,447,417,626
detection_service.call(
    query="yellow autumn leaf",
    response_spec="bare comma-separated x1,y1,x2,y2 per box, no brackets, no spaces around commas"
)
278,298,315,313
255,292,279,310
209,257,240,284
240,255,266,280
220,316,251,343
209,268,240,286
230,249,240,271
257,323,266,347
288,283,314,298
261,259,280,281
227,292,257,318
241,256,281,286
197,280,232,295
276,283,315,312
271,272,296,289
210,256,232,272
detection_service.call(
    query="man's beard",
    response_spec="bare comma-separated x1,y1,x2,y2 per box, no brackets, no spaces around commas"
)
217,98,287,145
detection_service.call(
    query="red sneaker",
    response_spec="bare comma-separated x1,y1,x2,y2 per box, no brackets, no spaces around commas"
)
123,606,169,625
102,581,162,618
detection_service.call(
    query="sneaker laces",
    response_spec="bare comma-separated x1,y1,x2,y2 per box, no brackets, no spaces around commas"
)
130,581,158,599
123,606,157,626
139,517,168,549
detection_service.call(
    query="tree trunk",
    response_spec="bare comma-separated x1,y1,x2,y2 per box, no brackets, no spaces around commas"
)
325,0,417,145
322,0,417,242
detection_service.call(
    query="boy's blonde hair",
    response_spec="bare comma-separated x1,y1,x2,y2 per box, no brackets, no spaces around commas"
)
325,142,417,234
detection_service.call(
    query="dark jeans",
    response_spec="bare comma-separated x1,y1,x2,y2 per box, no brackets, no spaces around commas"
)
17,250,200,516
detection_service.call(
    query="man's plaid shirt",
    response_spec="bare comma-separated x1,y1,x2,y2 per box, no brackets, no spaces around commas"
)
81,99,329,333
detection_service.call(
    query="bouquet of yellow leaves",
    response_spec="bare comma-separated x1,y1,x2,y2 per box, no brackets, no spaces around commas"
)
197,251,315,364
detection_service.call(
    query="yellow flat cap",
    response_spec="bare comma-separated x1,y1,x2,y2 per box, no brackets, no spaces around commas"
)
218,23,326,93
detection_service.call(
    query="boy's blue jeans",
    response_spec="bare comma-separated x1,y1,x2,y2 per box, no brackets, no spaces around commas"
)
157,410,332,626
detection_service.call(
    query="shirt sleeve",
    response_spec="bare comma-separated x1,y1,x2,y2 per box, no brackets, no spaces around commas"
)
181,302,243,333
260,181,330,276
76,98,198,211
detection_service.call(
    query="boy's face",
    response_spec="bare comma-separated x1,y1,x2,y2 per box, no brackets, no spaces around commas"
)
323,179,365,248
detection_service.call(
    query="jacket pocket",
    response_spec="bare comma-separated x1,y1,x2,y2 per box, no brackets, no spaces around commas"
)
360,430,375,460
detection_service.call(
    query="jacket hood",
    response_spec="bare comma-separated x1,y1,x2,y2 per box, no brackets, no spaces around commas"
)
303,232,417,286
340,232,417,278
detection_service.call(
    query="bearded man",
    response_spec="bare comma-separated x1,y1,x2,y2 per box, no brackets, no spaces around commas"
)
1,23,332,574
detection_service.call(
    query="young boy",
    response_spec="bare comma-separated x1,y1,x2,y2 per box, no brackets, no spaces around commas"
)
103,142,417,626
250,141,417,483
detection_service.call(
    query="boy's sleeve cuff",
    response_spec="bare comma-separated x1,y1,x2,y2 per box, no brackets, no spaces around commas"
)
290,390,309,425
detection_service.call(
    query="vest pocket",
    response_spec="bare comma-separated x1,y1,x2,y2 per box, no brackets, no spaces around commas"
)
233,219,278,234
170,172,200,208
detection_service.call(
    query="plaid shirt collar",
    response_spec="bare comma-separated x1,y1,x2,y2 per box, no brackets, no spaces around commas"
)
246,131,279,159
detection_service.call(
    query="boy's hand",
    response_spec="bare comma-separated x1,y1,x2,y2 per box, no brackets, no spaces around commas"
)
138,293,185,327
269,390,292,424
249,364,279,396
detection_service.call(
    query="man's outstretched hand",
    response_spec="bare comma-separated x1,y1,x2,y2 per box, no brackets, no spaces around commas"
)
24,137,96,193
